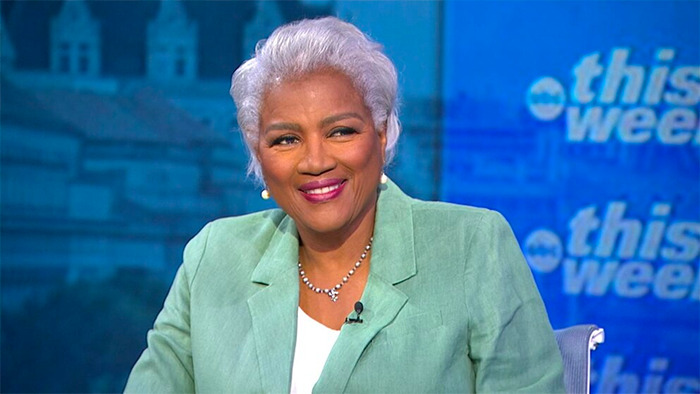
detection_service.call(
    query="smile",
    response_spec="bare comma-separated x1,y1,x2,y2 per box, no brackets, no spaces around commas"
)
305,184,341,195
299,179,347,203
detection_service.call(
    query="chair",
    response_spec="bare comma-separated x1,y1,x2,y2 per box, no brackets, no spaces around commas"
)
554,324,605,394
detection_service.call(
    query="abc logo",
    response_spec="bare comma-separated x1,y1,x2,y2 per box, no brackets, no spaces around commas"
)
524,229,563,273
526,77,566,121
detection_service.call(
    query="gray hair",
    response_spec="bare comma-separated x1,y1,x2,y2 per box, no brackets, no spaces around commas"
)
230,16,401,183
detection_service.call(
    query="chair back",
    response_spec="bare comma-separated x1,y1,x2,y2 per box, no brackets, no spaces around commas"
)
554,324,605,394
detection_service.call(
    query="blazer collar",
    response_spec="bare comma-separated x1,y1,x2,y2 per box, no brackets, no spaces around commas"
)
248,215,300,393
246,179,417,393
370,180,417,285
251,213,299,285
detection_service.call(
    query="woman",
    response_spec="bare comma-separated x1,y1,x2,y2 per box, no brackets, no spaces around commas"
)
125,17,565,393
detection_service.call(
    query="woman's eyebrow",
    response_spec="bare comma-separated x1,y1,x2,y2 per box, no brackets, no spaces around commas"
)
263,122,301,134
320,112,364,128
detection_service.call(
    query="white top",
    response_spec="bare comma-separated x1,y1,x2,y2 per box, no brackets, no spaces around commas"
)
290,307,341,394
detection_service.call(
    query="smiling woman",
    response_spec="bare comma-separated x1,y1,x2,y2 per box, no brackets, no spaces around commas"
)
259,70,385,241
259,69,386,332
125,17,566,393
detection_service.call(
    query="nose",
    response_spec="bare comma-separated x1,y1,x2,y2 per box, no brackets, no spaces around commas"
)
298,136,336,175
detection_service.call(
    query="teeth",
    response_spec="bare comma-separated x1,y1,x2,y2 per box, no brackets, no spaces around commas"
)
306,184,341,195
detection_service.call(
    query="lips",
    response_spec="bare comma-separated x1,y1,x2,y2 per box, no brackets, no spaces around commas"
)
299,179,346,203
305,183,342,195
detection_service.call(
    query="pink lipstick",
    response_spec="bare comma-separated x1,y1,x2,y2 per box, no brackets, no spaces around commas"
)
299,179,346,203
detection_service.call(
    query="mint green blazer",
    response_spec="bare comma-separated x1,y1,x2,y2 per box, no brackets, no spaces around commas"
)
125,181,565,393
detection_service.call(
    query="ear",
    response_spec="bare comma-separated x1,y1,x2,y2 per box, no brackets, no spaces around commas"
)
254,147,262,164
253,137,264,164
378,124,388,163
252,142,266,181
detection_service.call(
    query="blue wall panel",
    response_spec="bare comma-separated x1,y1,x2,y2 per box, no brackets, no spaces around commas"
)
442,1,699,392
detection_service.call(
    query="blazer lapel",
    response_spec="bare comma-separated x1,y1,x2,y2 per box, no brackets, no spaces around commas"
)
314,274,408,392
247,215,300,393
314,180,418,392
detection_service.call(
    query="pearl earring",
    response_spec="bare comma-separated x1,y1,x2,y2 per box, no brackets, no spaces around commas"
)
261,189,270,200
380,173,388,184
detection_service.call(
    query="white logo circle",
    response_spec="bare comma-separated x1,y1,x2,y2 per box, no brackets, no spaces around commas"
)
523,229,563,273
526,77,566,121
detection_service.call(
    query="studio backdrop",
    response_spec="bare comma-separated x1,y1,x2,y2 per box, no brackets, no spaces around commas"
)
1,1,697,392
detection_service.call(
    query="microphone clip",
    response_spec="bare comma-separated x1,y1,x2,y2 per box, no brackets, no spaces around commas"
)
344,301,364,324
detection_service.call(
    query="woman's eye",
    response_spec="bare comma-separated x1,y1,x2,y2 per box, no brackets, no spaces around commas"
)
270,135,298,146
329,127,358,137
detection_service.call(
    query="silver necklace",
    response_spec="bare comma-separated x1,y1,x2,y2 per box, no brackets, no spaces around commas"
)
298,237,373,302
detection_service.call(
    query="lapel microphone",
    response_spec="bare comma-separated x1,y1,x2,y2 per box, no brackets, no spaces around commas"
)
344,301,364,324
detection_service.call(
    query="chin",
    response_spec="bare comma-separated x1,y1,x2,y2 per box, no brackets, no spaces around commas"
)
299,215,353,236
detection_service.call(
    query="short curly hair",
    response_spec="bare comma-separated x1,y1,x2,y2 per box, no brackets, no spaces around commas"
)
230,16,401,183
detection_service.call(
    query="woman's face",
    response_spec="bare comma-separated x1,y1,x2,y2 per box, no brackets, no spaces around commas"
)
257,70,387,238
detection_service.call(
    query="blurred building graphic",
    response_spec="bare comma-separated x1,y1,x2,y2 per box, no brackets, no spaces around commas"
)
50,0,101,77
243,0,283,62
1,0,255,310
147,0,198,82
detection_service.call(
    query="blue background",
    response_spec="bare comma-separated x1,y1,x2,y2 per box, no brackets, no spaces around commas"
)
1,1,698,392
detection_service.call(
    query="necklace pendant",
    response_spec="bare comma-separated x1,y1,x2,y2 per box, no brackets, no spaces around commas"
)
328,289,339,302
298,236,372,303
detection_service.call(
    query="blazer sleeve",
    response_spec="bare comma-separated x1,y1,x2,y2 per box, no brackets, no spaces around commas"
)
465,210,565,393
124,223,211,393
